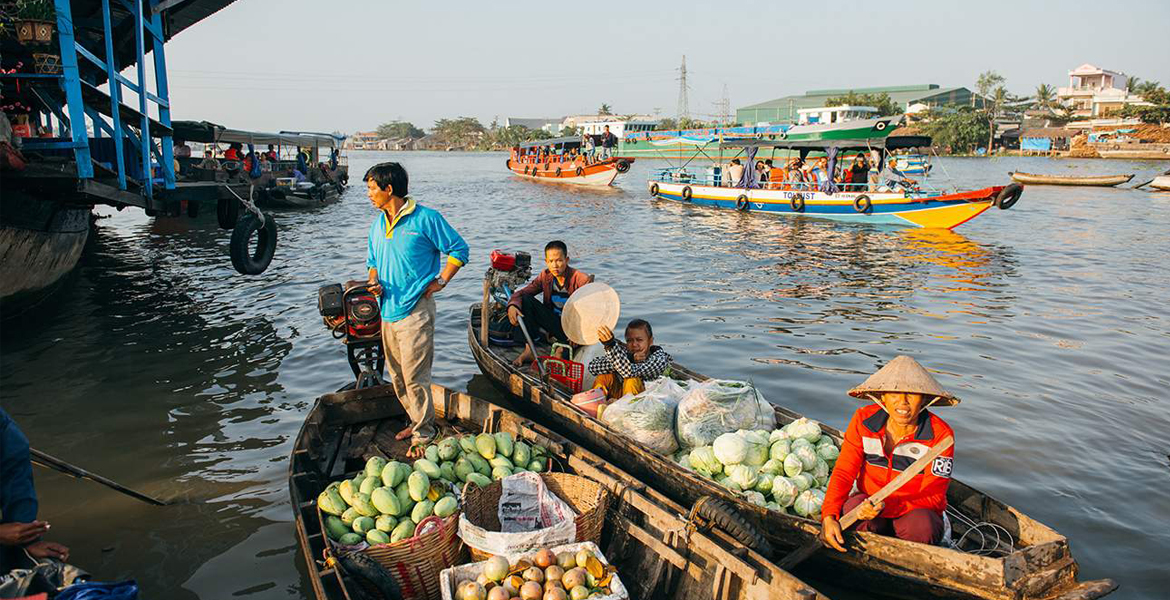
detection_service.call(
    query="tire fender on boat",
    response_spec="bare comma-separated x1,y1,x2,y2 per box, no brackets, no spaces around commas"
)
790,193,805,212
682,186,693,201
615,159,630,173
735,195,749,211
555,167,562,177
217,196,240,230
853,194,872,213
230,212,277,275
576,166,584,176
649,182,659,197
692,497,772,556
994,183,1023,210
505,159,512,170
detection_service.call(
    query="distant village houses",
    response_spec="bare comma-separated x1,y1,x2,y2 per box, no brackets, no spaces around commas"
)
1056,64,1150,118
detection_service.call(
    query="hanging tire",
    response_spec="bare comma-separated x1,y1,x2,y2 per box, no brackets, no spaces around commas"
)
682,186,693,201
853,194,872,213
230,213,277,275
555,167,562,177
693,497,772,556
186,199,200,218
615,159,630,173
994,183,1023,210
735,195,749,211
523,165,529,175
649,182,659,196
576,166,584,176
506,159,512,170
217,196,239,230
790,193,805,212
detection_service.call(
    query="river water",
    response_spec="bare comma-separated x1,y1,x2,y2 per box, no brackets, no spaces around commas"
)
1,152,1167,599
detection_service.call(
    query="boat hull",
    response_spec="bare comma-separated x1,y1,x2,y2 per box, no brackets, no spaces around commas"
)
1010,172,1133,186
650,181,998,230
1149,175,1170,191
508,159,625,187
0,190,90,314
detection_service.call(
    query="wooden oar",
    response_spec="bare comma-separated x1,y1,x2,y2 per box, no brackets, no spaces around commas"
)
30,447,169,506
777,435,954,570
514,316,548,381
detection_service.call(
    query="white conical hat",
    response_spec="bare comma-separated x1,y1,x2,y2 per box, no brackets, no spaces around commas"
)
847,355,960,407
561,282,620,346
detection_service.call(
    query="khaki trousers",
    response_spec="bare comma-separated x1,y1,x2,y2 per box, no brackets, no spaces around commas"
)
380,294,437,444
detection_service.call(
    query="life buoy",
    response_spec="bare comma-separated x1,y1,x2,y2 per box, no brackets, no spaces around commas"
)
754,133,763,140
615,159,630,173
229,212,277,275
875,121,888,131
853,194,872,213
735,195,749,211
555,167,562,177
682,186,693,201
649,182,659,196
994,183,1023,210
217,197,239,230
790,193,805,212
575,166,584,176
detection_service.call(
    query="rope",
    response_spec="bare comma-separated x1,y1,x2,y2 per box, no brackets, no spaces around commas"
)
223,183,265,225
946,507,1016,557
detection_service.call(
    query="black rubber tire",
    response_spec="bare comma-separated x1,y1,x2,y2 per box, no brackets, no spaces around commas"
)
853,194,872,213
506,159,512,170
682,186,693,201
555,167,562,177
649,182,659,197
339,173,348,185
576,166,584,176
337,551,402,600
217,197,239,230
694,497,772,556
615,159,630,173
230,213,277,275
994,183,1023,210
790,193,805,212
523,165,529,175
735,195,749,211
186,199,200,218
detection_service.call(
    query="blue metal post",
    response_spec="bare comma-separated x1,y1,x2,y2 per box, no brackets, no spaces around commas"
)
101,0,127,190
150,3,174,189
132,0,152,202
53,0,93,178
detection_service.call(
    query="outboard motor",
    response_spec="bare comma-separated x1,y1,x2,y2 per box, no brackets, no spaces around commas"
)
318,281,385,389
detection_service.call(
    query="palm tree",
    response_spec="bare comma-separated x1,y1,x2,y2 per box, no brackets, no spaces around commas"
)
1135,81,1163,99
1034,83,1055,111
597,104,613,116
1126,77,1140,94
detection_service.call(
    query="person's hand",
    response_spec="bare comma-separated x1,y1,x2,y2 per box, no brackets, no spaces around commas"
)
633,349,648,362
366,279,381,296
25,540,68,561
0,521,49,546
423,279,444,298
597,325,613,344
856,498,884,521
820,516,846,552
507,305,523,326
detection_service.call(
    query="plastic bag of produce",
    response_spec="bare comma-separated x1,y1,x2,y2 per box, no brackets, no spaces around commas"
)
675,379,775,450
600,379,681,455
458,472,577,558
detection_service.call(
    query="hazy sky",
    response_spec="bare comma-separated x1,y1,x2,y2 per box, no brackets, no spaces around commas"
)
158,0,1170,134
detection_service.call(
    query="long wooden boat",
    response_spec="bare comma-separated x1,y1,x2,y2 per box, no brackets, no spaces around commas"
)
1009,172,1133,187
1144,175,1170,191
508,136,633,187
467,304,1117,600
289,381,824,600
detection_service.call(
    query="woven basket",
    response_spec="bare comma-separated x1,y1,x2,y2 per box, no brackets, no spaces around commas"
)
461,472,610,561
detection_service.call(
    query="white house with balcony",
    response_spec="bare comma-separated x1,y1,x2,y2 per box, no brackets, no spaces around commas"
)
1056,64,1148,117
561,115,660,137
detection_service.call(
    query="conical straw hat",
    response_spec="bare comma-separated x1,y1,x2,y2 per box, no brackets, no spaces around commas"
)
847,355,960,407
561,282,621,346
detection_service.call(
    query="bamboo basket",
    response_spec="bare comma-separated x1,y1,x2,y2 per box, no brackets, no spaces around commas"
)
460,472,610,561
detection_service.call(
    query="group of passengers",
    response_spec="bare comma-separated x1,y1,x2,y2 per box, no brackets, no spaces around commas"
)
180,140,337,185
715,152,916,192
513,125,620,170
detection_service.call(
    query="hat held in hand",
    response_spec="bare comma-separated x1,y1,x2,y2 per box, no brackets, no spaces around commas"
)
561,282,620,346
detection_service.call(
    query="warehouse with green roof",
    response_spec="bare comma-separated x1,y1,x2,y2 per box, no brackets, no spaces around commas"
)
736,84,982,125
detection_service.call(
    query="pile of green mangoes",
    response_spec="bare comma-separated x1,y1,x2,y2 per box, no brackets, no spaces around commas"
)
317,432,549,546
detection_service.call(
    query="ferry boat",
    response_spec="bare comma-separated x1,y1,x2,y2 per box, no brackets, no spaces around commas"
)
507,136,632,186
646,116,1023,230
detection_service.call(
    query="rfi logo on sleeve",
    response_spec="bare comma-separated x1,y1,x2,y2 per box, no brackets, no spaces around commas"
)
931,456,953,478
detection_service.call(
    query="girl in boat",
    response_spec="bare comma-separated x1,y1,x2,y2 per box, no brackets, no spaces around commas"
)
588,319,672,399
820,356,957,552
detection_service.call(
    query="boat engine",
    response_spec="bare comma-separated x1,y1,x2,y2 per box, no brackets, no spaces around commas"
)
318,281,385,389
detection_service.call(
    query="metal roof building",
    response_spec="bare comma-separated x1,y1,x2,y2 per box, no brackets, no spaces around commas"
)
736,85,982,125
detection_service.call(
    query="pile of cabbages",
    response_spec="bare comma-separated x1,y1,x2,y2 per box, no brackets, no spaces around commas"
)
676,417,839,519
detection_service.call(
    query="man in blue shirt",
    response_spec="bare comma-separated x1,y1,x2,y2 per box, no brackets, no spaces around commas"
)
1,409,70,569
364,162,469,458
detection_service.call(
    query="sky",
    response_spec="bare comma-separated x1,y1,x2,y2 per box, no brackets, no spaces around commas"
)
155,0,1170,134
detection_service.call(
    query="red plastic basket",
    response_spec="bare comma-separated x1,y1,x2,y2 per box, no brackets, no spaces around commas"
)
538,356,584,393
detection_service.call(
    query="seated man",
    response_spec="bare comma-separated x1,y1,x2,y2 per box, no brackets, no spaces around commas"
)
507,240,593,367
2,409,69,571
198,149,219,170
588,319,672,399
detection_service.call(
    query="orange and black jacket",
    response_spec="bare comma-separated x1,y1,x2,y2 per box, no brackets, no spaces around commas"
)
822,404,954,521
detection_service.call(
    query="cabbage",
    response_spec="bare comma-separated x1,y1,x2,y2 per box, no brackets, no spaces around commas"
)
789,437,813,452
737,429,770,447
769,439,791,462
678,454,692,470
793,445,818,471
811,458,830,487
742,490,767,507
769,429,789,444
793,489,824,519
675,380,775,448
713,432,748,465
760,459,784,476
726,464,759,490
765,501,782,513
742,436,769,467
816,435,837,449
771,476,798,507
791,472,815,492
787,418,823,443
817,444,840,464
724,479,742,493
783,453,804,477
689,447,722,477
754,474,773,495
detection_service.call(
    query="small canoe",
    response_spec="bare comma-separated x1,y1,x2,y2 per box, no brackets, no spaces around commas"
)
288,381,824,600
1148,175,1170,191
468,303,1118,600
1009,172,1133,186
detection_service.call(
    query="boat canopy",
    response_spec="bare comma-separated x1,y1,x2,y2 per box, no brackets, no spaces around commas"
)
171,121,342,148
722,134,932,152
518,136,582,150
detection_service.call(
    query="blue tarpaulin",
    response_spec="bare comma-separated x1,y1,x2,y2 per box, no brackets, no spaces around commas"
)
1021,137,1052,151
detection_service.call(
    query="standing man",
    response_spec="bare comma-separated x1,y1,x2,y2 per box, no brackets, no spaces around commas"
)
1,409,70,570
599,125,617,160
364,162,469,458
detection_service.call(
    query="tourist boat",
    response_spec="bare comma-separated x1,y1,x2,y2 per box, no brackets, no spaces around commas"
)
467,303,1118,600
507,136,632,186
646,116,1023,230
1009,172,1133,187
288,381,824,600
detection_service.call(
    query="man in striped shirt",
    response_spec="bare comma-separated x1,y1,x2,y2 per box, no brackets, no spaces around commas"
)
588,319,672,399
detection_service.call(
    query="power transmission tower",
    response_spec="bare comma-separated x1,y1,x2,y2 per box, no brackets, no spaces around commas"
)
676,55,690,123
712,83,731,125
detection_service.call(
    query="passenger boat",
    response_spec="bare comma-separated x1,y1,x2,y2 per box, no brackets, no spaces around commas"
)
1009,172,1133,187
507,136,633,186
467,303,1117,600
646,117,1022,230
288,381,824,600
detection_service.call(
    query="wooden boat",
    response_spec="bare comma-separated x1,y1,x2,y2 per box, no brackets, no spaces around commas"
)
1148,175,1170,191
508,136,633,187
289,381,825,600
1009,172,1133,187
467,303,1117,600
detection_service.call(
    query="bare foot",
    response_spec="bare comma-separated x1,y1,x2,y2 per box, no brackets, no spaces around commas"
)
395,427,413,441
512,348,533,368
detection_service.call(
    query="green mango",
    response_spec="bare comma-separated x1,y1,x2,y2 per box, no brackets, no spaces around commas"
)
493,432,515,458
371,487,401,516
459,435,478,455
390,518,415,543
358,476,379,495
411,499,435,524
424,445,440,464
437,437,460,461
414,459,441,480
338,532,363,546
318,490,344,516
439,461,457,483
512,441,531,467
375,514,397,532
475,433,497,459
528,459,546,473
489,456,514,470
491,466,512,480
531,444,548,459
352,492,378,517
324,515,349,541
338,479,356,507
366,529,390,545
465,472,492,488
340,507,359,526
395,482,415,515
512,466,528,473
381,461,407,488
466,454,491,477
454,457,474,482
365,456,388,479
352,516,376,534
408,471,429,502
433,496,458,518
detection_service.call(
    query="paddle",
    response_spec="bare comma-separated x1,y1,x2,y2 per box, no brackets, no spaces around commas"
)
30,447,169,506
777,434,954,570
514,316,548,381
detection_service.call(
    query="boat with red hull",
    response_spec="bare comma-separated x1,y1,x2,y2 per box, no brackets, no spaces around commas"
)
508,136,632,186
